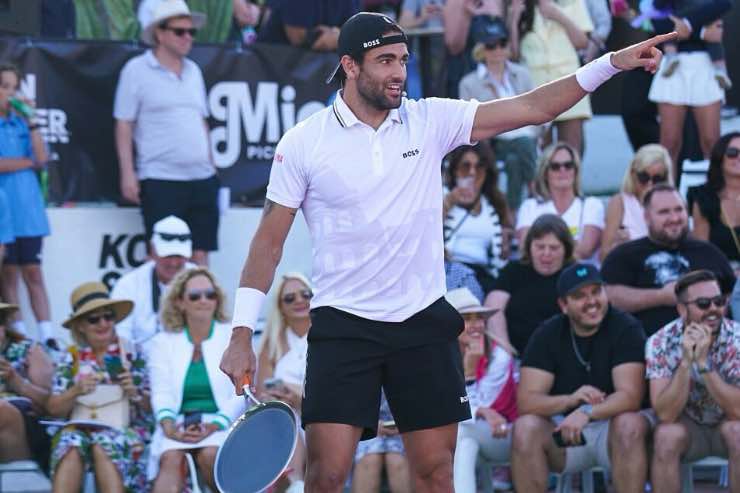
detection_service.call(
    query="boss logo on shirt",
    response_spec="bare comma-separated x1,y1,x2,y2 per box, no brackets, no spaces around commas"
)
363,39,381,48
402,148,420,159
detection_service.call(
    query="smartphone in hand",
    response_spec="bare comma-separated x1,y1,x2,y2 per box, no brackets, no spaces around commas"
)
103,354,125,380
183,412,202,430
552,430,587,447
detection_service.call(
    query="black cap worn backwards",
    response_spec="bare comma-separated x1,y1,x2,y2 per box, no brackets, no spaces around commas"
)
326,12,409,84
556,263,604,298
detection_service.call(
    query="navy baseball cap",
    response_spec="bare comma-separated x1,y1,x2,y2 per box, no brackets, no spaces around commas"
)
475,17,509,45
326,12,409,84
557,263,604,298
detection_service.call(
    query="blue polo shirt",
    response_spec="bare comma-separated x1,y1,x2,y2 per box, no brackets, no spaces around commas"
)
0,112,50,238
258,0,360,45
0,188,12,244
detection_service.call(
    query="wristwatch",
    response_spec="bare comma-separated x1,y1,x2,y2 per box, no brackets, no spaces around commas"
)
578,403,593,420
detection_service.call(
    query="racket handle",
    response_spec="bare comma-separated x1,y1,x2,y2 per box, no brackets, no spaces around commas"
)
241,374,260,405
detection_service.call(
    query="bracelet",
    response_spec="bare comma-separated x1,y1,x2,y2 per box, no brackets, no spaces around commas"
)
231,287,266,331
575,52,621,93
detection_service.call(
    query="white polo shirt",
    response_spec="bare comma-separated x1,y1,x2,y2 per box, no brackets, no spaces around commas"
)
113,50,213,181
267,93,479,322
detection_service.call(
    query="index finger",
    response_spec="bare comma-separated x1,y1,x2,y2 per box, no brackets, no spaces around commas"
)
643,32,679,47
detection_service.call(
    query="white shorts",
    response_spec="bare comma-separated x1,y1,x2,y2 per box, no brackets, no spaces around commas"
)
552,415,611,474
648,51,724,107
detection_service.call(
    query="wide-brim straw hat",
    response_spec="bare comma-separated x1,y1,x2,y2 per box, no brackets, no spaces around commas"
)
62,282,133,329
141,0,206,46
445,288,498,318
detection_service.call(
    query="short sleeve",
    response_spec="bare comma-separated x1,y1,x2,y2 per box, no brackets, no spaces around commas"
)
193,63,209,118
425,98,480,155
515,198,539,230
582,196,605,229
611,314,646,367
113,59,139,121
491,261,517,294
521,321,556,373
265,127,308,209
645,331,673,379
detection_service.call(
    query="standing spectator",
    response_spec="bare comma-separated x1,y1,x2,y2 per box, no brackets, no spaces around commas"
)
511,263,649,492
111,215,196,347
114,0,218,266
459,17,538,212
0,63,56,348
399,0,444,28
509,0,593,154
487,214,574,355
0,189,11,276
646,270,740,492
600,143,673,262
257,0,361,51
444,143,512,294
581,0,611,63
601,184,735,336
516,142,604,263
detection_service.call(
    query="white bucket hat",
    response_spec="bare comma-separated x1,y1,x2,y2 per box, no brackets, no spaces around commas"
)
140,0,206,46
445,288,498,318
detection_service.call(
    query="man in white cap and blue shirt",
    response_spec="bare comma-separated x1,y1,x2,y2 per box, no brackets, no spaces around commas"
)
220,10,676,492
111,215,195,348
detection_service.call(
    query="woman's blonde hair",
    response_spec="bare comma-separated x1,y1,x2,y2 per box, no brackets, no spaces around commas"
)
258,272,312,368
620,143,674,195
533,141,582,200
471,42,487,63
160,267,228,332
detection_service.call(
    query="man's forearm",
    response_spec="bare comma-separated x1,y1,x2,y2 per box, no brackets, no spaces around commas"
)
703,372,740,420
653,363,691,422
519,392,575,417
115,123,136,176
606,285,673,312
240,230,283,294
591,390,641,421
30,128,48,164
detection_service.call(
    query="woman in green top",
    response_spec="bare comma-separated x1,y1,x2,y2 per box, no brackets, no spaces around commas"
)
148,267,245,492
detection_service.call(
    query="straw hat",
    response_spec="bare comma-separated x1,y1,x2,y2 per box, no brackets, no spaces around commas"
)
62,282,133,329
140,0,206,46
445,288,498,318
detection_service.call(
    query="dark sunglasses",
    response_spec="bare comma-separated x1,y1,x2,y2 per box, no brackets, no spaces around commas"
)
484,40,508,49
683,295,727,310
549,161,576,172
86,311,116,325
458,160,483,173
726,147,740,159
282,289,313,304
187,288,218,302
635,171,667,185
161,26,198,37
157,232,191,242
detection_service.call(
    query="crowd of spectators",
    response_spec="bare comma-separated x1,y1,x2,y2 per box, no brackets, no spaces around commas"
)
1,0,738,491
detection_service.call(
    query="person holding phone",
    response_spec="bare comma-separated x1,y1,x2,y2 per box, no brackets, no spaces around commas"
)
512,263,648,492
646,270,740,493
148,268,244,493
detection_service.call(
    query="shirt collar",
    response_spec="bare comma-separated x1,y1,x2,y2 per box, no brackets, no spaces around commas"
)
332,91,403,128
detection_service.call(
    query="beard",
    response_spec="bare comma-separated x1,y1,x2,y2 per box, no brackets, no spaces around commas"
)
649,222,689,247
356,70,402,111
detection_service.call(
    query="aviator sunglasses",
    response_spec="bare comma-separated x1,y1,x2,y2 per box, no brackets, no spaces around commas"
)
282,289,313,304
187,288,218,302
86,311,116,325
161,26,198,37
635,171,667,185
683,295,727,310
549,161,576,172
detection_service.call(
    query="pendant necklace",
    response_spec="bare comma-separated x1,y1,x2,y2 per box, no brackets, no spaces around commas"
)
570,328,592,373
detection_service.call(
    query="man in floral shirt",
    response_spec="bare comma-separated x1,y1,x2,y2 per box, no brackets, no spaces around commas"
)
646,269,740,493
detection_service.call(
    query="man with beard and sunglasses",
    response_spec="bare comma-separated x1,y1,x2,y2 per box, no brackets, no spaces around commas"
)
602,184,734,337
512,263,648,492
646,270,740,493
220,10,676,492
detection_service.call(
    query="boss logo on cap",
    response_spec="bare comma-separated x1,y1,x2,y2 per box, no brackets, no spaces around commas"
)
363,39,381,48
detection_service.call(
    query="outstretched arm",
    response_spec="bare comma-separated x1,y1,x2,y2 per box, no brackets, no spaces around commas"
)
471,32,677,142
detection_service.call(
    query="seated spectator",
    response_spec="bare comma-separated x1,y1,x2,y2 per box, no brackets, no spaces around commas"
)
0,302,54,471
257,0,360,51
689,132,740,312
111,215,196,347
0,62,56,348
458,17,538,212
444,143,512,294
516,142,604,264
447,287,517,492
647,270,740,492
445,254,485,302
148,268,245,492
511,263,648,491
602,184,735,336
352,391,411,493
487,214,574,355
46,282,152,493
600,143,674,262
256,272,312,492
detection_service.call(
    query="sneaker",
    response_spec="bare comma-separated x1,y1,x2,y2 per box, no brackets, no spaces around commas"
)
661,55,680,78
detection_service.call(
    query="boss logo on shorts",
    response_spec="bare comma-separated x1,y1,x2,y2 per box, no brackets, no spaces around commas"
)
459,395,469,403
363,39,381,49
402,148,420,159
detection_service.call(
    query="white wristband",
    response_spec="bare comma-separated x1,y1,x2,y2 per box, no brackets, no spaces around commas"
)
231,287,266,331
575,52,621,93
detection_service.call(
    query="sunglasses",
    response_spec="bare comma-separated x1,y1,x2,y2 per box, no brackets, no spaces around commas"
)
635,171,667,185
162,26,198,37
458,160,483,174
683,295,727,310
726,147,740,159
157,232,191,242
187,288,218,302
86,311,116,325
549,161,576,172
484,40,508,49
282,289,313,304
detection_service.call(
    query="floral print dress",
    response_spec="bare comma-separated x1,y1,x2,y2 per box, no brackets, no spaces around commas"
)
0,338,34,395
50,341,153,492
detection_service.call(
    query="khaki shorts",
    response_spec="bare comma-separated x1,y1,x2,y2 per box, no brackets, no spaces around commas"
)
679,415,728,462
552,416,611,474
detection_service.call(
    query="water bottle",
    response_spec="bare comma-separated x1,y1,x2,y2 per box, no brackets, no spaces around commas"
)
242,26,257,45
9,97,34,120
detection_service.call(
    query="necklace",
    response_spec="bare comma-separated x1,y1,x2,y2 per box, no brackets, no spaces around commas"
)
570,328,591,373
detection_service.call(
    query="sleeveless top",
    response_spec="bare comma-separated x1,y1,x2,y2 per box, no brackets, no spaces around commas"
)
621,193,648,240
688,184,740,262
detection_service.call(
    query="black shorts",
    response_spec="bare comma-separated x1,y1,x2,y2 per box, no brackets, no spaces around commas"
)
3,236,43,265
140,175,220,252
302,297,470,440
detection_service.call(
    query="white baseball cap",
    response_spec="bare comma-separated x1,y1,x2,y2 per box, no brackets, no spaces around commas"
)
140,0,206,46
151,215,192,258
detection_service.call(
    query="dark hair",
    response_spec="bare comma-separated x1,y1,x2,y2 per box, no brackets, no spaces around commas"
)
517,0,537,41
0,62,21,83
445,142,512,227
335,26,405,86
520,213,575,265
674,270,718,301
643,183,679,208
706,132,740,192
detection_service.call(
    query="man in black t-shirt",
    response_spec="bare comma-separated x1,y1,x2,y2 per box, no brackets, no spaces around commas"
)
511,263,648,492
602,184,734,337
